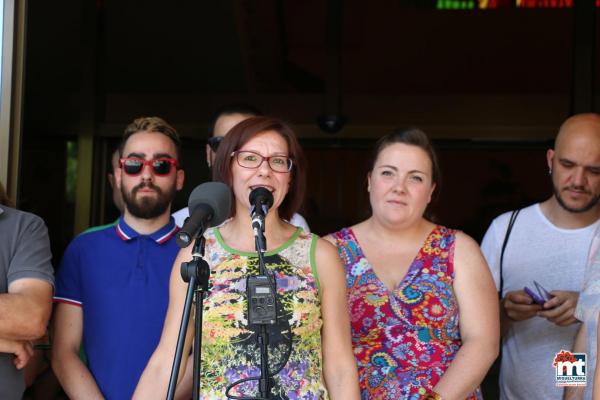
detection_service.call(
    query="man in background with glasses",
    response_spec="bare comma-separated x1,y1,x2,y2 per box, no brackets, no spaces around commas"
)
52,117,185,400
172,103,310,232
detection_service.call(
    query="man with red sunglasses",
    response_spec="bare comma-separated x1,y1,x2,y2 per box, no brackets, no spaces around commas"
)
52,117,185,400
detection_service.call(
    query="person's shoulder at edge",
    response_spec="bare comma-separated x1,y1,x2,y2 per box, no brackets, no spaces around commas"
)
0,204,52,250
494,203,536,224
289,213,310,233
81,220,118,235
481,203,537,241
63,220,119,253
453,229,482,253
322,225,358,249
0,205,55,285
172,207,189,228
0,204,46,226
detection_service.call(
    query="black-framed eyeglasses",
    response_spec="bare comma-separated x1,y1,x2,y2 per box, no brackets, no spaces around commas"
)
231,150,293,173
207,136,223,152
120,157,178,176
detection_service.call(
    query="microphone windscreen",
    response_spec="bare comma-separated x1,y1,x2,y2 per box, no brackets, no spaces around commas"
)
249,187,274,209
188,182,231,228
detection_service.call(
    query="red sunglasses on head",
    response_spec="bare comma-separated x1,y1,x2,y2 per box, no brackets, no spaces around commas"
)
120,157,178,176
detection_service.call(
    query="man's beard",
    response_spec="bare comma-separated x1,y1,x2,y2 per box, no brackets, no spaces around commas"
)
554,184,600,213
122,181,175,219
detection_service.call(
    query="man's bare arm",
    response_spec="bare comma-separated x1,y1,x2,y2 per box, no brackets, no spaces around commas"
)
52,303,104,399
0,278,53,340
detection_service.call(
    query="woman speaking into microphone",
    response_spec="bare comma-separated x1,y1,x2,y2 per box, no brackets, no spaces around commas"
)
134,117,359,400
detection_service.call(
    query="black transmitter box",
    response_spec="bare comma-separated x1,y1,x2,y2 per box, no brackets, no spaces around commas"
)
247,275,277,325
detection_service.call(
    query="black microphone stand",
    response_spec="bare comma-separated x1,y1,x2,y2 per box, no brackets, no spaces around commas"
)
166,234,210,400
253,215,272,399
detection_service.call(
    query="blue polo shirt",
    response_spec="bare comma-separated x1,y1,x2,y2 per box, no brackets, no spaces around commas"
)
54,217,180,400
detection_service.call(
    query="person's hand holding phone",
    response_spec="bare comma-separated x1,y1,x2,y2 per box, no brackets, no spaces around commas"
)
537,290,580,326
502,290,543,321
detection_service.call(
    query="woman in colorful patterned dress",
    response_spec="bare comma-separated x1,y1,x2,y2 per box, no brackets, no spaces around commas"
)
135,117,359,400
327,128,499,400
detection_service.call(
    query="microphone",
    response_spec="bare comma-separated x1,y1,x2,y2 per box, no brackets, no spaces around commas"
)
176,182,231,248
249,187,274,234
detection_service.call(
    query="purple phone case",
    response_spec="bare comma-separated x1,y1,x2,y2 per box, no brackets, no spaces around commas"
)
524,286,546,304
524,281,553,305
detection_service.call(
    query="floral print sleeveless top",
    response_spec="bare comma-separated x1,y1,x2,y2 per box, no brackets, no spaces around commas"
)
199,225,328,400
330,225,481,400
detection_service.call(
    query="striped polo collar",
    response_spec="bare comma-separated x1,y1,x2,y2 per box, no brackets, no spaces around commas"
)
115,216,179,244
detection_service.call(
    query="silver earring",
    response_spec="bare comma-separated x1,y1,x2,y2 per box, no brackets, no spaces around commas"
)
548,169,552,175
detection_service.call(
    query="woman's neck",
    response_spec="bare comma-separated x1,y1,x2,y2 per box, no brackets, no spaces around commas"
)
358,216,433,244
219,208,295,252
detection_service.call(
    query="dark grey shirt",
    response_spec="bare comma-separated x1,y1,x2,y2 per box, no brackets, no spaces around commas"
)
0,205,54,400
